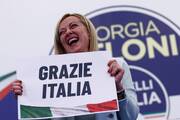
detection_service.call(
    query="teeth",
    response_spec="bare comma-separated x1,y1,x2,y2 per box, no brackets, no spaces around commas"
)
68,38,78,45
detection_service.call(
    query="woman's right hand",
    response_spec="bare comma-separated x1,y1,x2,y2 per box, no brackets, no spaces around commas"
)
12,80,23,95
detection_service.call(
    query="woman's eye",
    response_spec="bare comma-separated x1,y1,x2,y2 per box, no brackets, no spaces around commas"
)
70,23,78,29
59,30,65,36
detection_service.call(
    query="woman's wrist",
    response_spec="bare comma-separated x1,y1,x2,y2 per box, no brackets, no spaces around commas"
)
117,89,126,100
116,82,123,91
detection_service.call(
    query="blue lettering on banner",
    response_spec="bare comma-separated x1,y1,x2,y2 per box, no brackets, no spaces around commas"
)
39,62,92,80
86,5,180,119
130,66,169,119
39,62,92,99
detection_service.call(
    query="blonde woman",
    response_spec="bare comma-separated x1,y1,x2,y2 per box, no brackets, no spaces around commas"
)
12,13,139,120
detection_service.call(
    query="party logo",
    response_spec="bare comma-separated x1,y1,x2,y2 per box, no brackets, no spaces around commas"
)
85,5,180,119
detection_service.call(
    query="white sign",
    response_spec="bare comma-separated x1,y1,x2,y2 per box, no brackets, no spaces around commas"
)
17,51,118,119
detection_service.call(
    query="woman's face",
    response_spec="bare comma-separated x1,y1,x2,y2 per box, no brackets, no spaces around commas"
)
59,16,90,53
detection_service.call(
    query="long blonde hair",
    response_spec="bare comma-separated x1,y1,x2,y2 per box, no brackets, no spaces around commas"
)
54,13,98,54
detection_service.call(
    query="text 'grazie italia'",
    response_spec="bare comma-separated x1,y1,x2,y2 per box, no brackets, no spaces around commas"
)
38,62,93,98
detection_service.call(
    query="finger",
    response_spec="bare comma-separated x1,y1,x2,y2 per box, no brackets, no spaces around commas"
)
12,80,22,85
108,63,114,73
14,89,23,95
11,80,22,87
12,87,23,95
107,59,116,67
12,82,22,89
108,60,118,73
108,61,120,75
13,79,22,83
11,80,23,95
115,69,124,81
12,86,22,91
12,82,22,86
111,66,120,76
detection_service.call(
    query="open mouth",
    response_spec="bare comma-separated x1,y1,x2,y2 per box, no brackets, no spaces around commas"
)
68,37,79,46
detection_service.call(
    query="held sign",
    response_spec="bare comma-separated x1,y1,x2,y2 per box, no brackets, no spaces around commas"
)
17,51,118,119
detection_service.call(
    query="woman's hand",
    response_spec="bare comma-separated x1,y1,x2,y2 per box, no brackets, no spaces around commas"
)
11,80,23,95
108,59,124,91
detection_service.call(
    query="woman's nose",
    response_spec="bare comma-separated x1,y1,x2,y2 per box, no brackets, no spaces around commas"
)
66,28,73,35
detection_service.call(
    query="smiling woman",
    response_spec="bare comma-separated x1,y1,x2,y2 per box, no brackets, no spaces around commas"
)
54,13,98,54
12,13,139,120
58,16,90,53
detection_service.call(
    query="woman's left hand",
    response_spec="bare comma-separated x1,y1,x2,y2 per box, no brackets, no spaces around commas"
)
108,59,124,91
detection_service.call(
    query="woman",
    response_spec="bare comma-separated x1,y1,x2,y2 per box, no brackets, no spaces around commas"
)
12,13,139,120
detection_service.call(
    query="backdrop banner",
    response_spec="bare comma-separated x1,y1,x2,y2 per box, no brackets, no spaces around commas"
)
0,1,180,120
